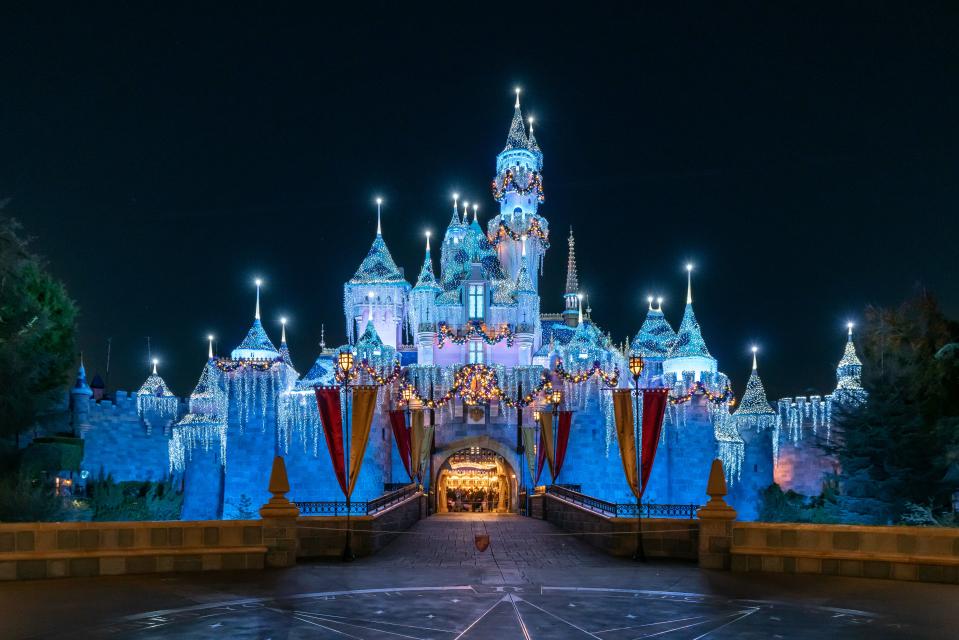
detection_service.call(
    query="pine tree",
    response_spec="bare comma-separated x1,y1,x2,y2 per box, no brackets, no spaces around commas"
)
828,290,959,524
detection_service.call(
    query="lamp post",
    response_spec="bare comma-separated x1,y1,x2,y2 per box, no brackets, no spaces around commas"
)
401,385,415,487
628,354,645,562
550,389,563,486
338,349,356,562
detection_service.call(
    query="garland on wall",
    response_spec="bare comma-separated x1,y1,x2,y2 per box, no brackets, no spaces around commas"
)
213,357,283,372
668,380,735,406
491,169,545,202
437,321,515,348
487,218,550,250
553,359,619,387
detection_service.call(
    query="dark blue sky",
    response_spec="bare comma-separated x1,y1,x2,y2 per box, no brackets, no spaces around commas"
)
2,3,957,396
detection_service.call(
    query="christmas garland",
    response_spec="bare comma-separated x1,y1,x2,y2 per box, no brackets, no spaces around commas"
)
491,169,545,202
214,357,283,372
437,321,515,348
669,381,735,406
554,359,620,387
398,364,553,409
487,218,550,250
358,360,404,385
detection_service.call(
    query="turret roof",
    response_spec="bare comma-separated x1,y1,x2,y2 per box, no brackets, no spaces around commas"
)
349,234,407,285
235,319,280,356
503,103,529,151
733,362,776,417
414,245,440,290
631,307,677,358
137,371,175,398
516,259,535,294
667,303,713,360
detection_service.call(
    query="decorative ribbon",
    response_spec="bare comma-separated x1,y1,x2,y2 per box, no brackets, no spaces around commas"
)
536,411,554,484
521,427,537,483
314,385,378,499
409,410,432,483
388,409,412,480
613,388,639,499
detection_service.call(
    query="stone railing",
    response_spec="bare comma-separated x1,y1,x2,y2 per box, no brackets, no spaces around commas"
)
538,486,700,560
731,522,959,584
295,483,419,517
0,520,266,581
545,485,699,519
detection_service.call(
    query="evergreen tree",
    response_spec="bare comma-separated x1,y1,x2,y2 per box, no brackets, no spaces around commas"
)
0,214,78,443
828,290,959,524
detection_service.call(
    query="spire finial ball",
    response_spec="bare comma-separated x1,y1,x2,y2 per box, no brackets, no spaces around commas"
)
751,345,758,353
686,263,693,272
281,317,287,325
255,278,262,286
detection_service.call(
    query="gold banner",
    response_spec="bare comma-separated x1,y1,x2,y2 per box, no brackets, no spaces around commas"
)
537,411,555,482
613,388,640,499
410,410,432,480
348,386,377,497
521,427,537,481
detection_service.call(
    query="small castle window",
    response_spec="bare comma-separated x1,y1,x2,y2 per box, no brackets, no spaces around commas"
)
468,284,484,320
468,341,484,364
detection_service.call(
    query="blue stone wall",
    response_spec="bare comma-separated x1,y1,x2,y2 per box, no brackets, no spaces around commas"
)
729,424,775,521
79,392,179,482
180,446,223,520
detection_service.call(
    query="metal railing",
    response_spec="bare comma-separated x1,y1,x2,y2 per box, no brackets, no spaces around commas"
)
545,485,698,519
296,484,419,517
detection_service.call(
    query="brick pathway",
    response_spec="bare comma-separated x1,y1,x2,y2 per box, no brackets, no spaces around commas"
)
373,513,618,576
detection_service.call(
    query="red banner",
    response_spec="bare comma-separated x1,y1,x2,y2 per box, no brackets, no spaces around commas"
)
315,387,347,497
388,409,412,480
640,389,669,495
535,426,547,485
553,411,573,479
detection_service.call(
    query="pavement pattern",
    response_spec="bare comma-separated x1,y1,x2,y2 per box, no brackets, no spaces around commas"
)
1,513,957,639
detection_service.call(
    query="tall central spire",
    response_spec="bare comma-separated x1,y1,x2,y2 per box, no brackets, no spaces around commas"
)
254,278,262,320
504,88,529,151
686,263,693,305
565,227,579,294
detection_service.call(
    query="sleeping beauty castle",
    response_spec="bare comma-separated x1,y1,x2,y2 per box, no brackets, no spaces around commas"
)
68,92,866,521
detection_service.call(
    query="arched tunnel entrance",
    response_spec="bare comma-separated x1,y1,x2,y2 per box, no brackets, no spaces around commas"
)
434,447,518,514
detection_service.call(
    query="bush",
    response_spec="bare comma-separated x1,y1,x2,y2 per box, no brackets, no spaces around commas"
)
89,473,183,521
0,474,65,522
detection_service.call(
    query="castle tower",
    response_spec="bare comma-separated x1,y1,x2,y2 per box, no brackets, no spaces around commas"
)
70,355,94,434
488,89,548,290
834,322,866,402
411,232,441,365
232,280,280,361
344,203,411,348
631,296,677,382
663,265,717,381
729,349,777,520
562,228,580,326
515,237,539,364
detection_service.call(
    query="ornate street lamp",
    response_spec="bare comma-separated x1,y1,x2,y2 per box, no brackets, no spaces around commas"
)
337,349,356,561
550,390,563,486
628,354,645,562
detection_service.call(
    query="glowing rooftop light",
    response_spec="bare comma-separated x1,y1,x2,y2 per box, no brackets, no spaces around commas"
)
375,197,383,205
281,317,287,325
255,278,262,286
686,263,693,272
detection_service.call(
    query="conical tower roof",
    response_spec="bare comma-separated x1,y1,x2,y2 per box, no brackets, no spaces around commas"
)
356,319,384,352
72,356,93,397
631,303,677,358
177,361,225,425
233,319,280,359
413,236,440,290
278,320,293,367
295,353,336,390
137,364,175,398
349,233,406,285
733,352,776,417
503,93,528,151
836,324,864,392
565,228,578,295
668,303,713,360
516,258,535,294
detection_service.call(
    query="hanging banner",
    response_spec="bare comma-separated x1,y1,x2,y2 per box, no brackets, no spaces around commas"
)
347,386,377,498
536,411,555,484
315,386,347,497
553,411,573,479
613,388,640,499
410,410,432,482
640,389,669,494
388,410,413,480
521,427,537,482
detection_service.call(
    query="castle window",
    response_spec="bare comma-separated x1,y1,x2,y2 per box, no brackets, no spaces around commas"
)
468,340,484,364
468,284,484,320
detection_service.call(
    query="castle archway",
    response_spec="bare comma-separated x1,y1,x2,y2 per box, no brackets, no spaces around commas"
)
432,443,519,514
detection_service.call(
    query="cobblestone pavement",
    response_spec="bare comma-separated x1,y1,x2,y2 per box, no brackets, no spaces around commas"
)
1,513,957,639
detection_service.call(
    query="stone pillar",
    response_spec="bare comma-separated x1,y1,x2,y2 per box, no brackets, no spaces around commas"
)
259,456,300,568
697,459,737,570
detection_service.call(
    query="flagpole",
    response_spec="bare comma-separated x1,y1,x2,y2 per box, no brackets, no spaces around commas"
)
338,351,356,562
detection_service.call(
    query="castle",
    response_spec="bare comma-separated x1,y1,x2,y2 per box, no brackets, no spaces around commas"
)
67,93,866,521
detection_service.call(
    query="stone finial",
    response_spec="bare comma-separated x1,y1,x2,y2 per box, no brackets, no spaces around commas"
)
698,459,737,519
259,456,299,519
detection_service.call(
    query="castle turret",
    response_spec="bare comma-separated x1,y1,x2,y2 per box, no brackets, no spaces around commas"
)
663,265,717,381
344,202,411,348
278,318,294,369
136,359,179,429
562,228,579,327
488,89,548,290
411,232,441,364
232,280,280,361
70,355,93,434
631,296,677,382
515,236,539,364
835,322,866,402
730,347,777,520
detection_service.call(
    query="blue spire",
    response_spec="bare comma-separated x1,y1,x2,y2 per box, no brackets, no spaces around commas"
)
503,89,529,151
72,355,93,397
350,232,406,285
668,303,712,360
733,350,776,417
414,234,440,290
234,319,279,358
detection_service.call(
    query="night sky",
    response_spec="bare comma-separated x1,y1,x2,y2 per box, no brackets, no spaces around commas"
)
2,3,957,398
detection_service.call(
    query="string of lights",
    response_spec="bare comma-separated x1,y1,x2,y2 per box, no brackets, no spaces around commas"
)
437,321,515,348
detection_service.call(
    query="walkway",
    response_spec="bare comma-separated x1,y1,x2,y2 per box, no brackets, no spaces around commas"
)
0,513,956,639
